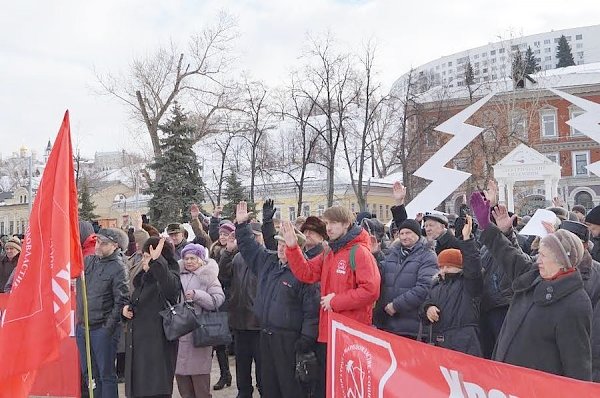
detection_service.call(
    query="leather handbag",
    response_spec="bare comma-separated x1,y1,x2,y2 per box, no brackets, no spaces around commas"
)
159,299,199,342
192,296,232,347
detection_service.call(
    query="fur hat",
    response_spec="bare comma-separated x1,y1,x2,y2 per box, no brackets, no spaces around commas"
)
585,205,600,226
96,228,129,251
5,236,21,252
540,229,584,269
181,243,208,260
300,216,328,240
572,205,587,215
397,219,422,237
438,249,463,268
559,220,590,243
166,223,184,234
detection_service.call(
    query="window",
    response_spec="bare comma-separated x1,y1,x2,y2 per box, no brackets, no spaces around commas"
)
554,38,560,43
544,39,551,44
288,207,296,221
448,61,453,66
482,68,488,73
572,151,590,176
302,204,310,217
534,41,540,47
540,109,557,137
575,191,593,210
491,50,496,55
545,47,551,53
474,54,479,59
577,51,584,58
545,56,552,61
499,48,505,53
385,205,390,219
576,34,583,40
9,221,14,235
0,222,3,235
545,152,560,164
576,43,583,49
534,49,541,54
379,205,384,220
570,108,585,136
481,52,487,57
491,58,496,63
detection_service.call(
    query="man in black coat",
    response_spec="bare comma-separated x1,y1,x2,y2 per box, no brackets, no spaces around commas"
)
235,202,320,398
75,228,129,398
585,205,600,263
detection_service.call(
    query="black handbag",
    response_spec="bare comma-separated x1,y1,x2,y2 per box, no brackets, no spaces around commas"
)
159,298,199,342
192,296,232,347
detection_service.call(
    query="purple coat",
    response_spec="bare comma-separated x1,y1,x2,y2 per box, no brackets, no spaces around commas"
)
176,258,225,375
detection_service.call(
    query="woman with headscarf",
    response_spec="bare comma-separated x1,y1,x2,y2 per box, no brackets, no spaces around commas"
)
175,244,224,398
471,192,592,381
122,237,181,397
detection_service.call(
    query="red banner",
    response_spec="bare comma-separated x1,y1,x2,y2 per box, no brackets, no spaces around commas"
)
327,312,600,398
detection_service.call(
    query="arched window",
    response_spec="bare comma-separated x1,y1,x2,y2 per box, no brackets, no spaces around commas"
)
575,191,594,211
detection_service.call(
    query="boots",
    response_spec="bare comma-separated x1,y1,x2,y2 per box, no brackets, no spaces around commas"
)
213,345,232,390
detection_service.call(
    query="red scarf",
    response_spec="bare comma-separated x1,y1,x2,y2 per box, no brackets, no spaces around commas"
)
545,267,577,281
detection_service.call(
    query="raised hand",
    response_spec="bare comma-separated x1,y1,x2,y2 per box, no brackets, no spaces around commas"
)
552,196,565,208
470,192,491,230
280,220,299,247
491,204,516,234
484,179,499,207
190,203,200,220
262,199,276,221
149,237,165,260
415,212,424,223
392,181,407,205
462,215,473,240
236,201,250,224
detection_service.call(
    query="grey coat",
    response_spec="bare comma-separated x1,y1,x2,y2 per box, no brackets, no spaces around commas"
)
176,259,224,375
481,224,592,381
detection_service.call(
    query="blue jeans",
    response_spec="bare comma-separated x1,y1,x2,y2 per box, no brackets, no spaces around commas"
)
76,324,119,398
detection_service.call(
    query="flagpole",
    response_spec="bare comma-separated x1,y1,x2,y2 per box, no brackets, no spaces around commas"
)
80,272,95,398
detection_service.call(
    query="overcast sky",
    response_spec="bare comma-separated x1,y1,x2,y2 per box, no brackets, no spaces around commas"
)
1,0,599,159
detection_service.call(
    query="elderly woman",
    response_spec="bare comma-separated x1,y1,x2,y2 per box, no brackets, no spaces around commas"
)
176,244,225,398
122,237,181,398
471,193,592,381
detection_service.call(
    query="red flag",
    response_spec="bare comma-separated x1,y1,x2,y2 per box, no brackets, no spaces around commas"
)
0,111,83,397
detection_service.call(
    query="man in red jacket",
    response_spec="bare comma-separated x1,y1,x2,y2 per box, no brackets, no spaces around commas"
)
280,206,380,398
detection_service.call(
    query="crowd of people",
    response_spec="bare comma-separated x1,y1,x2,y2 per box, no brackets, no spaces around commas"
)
2,179,600,398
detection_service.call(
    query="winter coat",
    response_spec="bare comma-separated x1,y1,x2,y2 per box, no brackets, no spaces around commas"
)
592,237,600,264
124,255,181,397
420,238,483,356
481,224,592,381
176,259,224,376
219,248,261,330
374,238,438,337
236,222,319,339
480,245,513,313
286,225,381,342
579,250,600,382
0,253,19,292
434,229,462,254
190,218,212,248
76,250,129,334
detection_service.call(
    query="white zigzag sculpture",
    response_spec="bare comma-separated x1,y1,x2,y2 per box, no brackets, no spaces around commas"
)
548,88,600,177
405,92,495,218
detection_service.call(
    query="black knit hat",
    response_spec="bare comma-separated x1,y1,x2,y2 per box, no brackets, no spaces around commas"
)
585,205,600,226
397,219,422,237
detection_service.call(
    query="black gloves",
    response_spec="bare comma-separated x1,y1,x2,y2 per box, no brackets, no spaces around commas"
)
294,335,315,353
263,199,276,222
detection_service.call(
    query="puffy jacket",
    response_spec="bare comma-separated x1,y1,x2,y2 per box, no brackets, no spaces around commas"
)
219,248,261,330
420,238,483,356
76,250,129,334
236,222,319,339
481,224,592,381
286,225,381,343
374,238,437,337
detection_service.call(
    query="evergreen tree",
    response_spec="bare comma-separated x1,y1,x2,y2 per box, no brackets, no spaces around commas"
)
524,46,540,74
147,103,204,229
556,35,575,68
222,171,250,219
78,177,98,221
464,60,475,86
511,50,526,88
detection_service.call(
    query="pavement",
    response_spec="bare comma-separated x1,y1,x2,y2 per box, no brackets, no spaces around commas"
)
118,354,255,397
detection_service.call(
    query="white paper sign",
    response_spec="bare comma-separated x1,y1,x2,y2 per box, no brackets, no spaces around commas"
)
519,209,558,237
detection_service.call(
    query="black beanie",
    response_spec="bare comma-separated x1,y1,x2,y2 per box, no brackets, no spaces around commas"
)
585,205,600,226
397,219,422,237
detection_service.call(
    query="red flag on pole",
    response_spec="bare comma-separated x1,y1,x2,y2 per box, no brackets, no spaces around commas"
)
0,111,83,397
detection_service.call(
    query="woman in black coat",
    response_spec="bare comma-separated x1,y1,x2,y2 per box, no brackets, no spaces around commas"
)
420,216,483,356
471,193,592,381
122,237,181,397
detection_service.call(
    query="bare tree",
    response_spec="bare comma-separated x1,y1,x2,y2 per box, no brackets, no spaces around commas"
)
96,13,237,157
299,33,360,206
341,40,387,211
